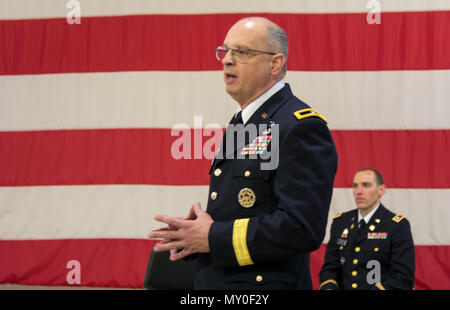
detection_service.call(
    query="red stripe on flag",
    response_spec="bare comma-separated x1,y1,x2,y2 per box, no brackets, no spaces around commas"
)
0,239,447,289
0,129,449,188
1,11,449,75
332,130,450,188
0,128,214,186
0,239,157,288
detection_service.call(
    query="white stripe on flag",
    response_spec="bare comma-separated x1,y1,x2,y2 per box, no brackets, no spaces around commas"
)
0,185,448,244
0,185,208,239
327,188,450,245
1,0,450,20
1,70,449,131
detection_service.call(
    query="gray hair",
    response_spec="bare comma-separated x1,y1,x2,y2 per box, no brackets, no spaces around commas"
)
265,23,289,74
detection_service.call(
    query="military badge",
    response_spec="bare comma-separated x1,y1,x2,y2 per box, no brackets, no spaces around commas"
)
240,135,271,155
333,213,342,219
240,121,275,155
262,127,271,135
238,188,256,208
340,256,346,266
341,228,349,238
392,214,405,223
262,121,275,135
367,232,388,239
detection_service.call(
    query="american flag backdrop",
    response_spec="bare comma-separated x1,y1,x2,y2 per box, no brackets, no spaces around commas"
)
0,0,449,289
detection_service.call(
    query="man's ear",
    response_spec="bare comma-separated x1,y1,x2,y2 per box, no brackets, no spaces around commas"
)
378,184,387,197
271,53,285,75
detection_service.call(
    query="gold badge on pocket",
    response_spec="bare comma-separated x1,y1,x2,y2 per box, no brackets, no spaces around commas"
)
238,188,256,208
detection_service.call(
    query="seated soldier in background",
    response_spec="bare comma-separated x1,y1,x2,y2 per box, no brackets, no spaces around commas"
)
319,168,415,290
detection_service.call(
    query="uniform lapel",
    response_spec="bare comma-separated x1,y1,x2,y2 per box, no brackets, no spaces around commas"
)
210,84,294,171
366,204,387,236
246,83,294,126
209,115,235,173
347,211,359,245
354,204,387,244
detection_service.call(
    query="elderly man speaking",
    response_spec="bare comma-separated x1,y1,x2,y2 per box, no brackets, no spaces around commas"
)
149,17,338,290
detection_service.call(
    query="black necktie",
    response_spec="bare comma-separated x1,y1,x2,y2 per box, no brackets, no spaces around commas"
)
234,111,243,125
219,111,243,158
358,219,366,238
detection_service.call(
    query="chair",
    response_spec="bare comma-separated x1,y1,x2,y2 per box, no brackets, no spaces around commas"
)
143,248,197,290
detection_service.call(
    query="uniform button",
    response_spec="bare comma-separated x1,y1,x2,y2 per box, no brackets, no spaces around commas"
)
352,271,358,277
339,246,343,250
353,259,358,265
256,275,263,282
355,247,361,252
352,283,358,289
211,192,218,200
374,247,379,252
244,170,251,177
214,168,222,176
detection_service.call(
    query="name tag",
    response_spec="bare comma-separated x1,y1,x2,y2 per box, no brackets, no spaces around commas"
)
336,238,347,246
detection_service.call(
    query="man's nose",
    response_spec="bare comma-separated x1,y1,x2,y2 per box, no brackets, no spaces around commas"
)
222,50,234,66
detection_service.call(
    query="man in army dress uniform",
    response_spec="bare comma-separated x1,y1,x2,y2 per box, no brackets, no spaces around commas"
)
319,168,415,290
149,17,338,289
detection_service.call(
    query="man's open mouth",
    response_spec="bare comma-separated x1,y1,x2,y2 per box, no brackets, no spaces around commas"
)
225,73,237,82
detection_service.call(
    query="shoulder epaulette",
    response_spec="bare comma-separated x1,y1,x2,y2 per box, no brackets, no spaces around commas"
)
293,108,328,124
333,213,342,219
392,214,405,223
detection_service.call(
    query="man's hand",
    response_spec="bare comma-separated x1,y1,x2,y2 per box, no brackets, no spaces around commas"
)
148,202,213,261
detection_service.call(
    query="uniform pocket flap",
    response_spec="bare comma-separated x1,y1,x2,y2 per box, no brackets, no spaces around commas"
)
231,161,271,180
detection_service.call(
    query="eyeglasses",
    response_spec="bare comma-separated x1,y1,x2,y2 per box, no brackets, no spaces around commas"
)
216,45,276,62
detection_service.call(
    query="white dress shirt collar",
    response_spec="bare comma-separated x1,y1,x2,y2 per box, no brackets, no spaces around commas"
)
236,80,285,125
358,203,380,224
